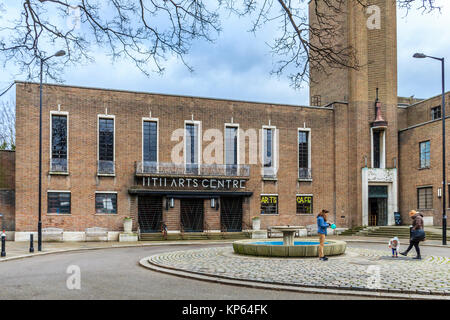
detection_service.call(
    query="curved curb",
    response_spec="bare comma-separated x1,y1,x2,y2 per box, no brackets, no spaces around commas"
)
139,255,449,300
0,241,235,263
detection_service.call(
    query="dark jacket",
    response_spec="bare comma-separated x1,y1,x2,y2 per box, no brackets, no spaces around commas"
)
411,213,424,231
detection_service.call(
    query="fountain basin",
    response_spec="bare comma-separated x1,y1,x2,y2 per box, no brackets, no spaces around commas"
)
233,239,347,257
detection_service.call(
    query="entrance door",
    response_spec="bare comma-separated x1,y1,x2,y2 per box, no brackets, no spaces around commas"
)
138,196,163,233
180,199,204,232
368,186,388,226
220,197,243,232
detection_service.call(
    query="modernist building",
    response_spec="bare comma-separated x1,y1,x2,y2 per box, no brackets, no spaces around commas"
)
1,1,449,240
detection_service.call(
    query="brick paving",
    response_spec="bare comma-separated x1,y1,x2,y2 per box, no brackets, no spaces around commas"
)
148,246,450,296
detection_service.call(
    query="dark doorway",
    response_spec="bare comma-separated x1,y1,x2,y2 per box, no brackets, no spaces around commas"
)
180,199,204,232
138,196,163,233
220,197,243,232
368,186,388,226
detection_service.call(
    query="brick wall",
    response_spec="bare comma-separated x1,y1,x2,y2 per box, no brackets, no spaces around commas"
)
15,82,343,232
0,150,15,230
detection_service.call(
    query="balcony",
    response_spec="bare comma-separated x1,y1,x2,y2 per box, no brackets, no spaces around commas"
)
298,168,312,181
262,167,277,180
98,160,115,175
135,162,250,178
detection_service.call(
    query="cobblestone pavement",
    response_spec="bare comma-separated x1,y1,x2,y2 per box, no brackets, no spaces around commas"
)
148,247,450,296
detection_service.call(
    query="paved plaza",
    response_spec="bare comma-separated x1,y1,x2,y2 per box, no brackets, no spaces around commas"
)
146,245,450,297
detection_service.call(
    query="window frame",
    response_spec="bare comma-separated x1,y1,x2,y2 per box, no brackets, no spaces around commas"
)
261,125,277,173
47,190,71,215
142,117,159,165
260,194,279,215
419,140,431,169
224,123,240,166
296,194,313,215
297,128,311,180
49,111,69,174
431,106,441,120
97,114,116,175
184,120,202,172
417,186,433,210
95,191,118,215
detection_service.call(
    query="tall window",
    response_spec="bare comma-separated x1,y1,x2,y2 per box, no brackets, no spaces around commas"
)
263,128,276,177
185,122,199,174
373,130,381,168
260,195,278,215
417,187,433,209
51,114,68,172
47,192,71,214
420,141,430,168
98,117,115,174
95,193,117,214
298,130,310,179
225,126,238,175
431,106,441,120
143,120,158,172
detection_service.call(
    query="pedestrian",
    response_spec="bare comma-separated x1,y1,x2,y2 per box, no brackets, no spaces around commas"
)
388,236,400,258
400,210,425,260
317,209,331,261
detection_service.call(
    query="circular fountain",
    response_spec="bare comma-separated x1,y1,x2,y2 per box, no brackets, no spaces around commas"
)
233,225,346,257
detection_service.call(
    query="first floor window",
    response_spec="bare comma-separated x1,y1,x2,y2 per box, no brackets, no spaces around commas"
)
51,114,68,172
260,195,278,215
296,195,313,214
417,187,433,209
95,193,117,214
48,192,71,214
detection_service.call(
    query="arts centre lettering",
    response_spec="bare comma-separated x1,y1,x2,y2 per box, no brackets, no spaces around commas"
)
142,177,246,190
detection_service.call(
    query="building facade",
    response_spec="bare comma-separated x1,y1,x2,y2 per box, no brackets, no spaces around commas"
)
3,1,448,240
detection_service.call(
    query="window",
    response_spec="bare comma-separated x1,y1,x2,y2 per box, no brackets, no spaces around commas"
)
420,141,430,168
311,95,321,106
143,120,158,172
260,195,278,215
47,192,71,214
296,195,313,214
431,106,441,120
417,187,433,209
51,114,68,172
298,130,311,179
262,127,277,178
185,122,200,174
95,193,117,214
225,125,238,175
98,117,115,174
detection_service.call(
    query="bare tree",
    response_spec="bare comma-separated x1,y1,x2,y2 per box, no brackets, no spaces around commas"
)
0,0,440,88
0,100,15,150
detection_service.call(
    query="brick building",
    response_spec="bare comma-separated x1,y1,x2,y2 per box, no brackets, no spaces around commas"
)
2,1,448,240
0,150,15,234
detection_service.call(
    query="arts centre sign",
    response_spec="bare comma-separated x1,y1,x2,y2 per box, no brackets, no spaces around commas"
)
140,176,247,190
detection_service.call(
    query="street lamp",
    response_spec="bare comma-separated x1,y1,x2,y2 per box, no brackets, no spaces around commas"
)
38,50,66,252
413,52,447,245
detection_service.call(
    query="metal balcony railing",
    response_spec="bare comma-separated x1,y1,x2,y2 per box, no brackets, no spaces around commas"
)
50,158,68,172
98,160,115,175
136,162,250,177
298,168,312,180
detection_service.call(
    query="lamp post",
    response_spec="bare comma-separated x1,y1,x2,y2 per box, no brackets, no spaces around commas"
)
413,53,447,245
38,50,66,252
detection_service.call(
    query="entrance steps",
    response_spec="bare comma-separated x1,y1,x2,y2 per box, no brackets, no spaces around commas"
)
343,226,443,240
139,231,251,241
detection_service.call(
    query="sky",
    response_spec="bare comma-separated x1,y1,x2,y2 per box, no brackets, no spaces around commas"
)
1,1,450,106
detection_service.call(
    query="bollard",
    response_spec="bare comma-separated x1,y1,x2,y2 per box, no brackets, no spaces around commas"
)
1,230,5,257
29,233,34,253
